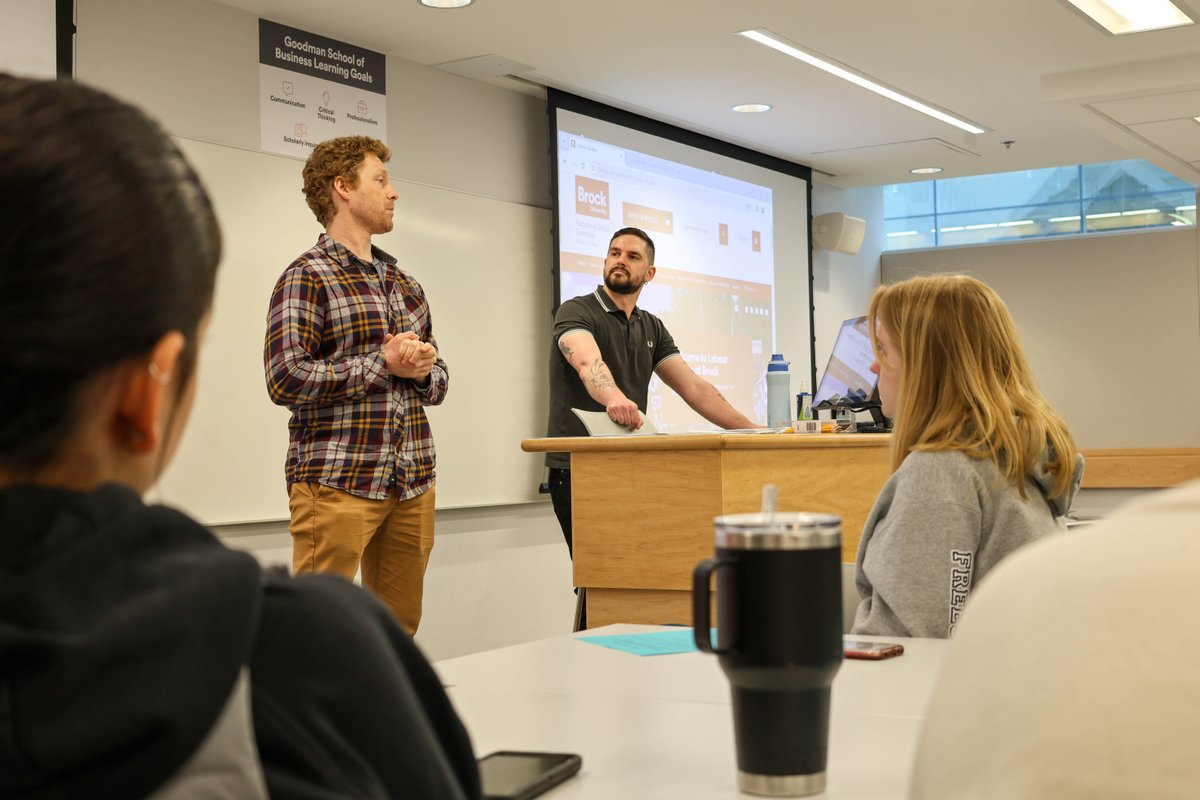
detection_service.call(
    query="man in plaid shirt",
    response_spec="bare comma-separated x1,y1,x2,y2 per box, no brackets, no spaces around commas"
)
264,136,447,635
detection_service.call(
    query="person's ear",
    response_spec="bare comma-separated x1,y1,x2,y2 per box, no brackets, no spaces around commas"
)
332,175,351,200
114,331,186,454
644,265,656,284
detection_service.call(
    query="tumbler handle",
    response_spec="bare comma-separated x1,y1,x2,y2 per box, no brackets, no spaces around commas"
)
693,557,734,655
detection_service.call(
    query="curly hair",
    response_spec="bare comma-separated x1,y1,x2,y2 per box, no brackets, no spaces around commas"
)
302,136,392,227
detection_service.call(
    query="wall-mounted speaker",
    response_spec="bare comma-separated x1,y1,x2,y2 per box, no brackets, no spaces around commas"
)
812,212,866,255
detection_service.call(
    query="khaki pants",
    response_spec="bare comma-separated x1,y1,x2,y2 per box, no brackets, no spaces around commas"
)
288,482,436,635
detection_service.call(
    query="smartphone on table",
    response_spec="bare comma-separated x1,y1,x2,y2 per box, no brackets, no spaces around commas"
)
843,640,905,660
479,750,582,800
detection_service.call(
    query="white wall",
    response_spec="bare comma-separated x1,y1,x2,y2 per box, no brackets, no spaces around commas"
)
217,502,576,662
810,183,884,375
1073,488,1152,519
808,182,885,430
882,227,1200,448
75,0,549,207
1,0,59,78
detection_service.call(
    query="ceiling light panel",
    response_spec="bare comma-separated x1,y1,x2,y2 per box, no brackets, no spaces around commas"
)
737,29,986,135
1061,0,1195,35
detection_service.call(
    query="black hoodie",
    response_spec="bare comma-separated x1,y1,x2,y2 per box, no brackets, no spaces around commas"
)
0,484,480,799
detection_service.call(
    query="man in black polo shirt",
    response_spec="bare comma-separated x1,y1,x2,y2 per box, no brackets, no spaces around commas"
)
545,227,758,561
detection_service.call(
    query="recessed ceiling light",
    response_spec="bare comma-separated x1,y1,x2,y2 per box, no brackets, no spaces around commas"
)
419,0,473,7
736,29,986,135
910,167,943,175
731,103,772,113
1060,0,1194,35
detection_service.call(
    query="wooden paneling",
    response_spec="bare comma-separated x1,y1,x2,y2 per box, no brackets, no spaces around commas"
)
1080,448,1200,488
587,589,703,629
571,450,723,590
721,445,891,559
524,433,892,627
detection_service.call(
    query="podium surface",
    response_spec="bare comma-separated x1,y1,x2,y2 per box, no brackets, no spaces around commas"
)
523,432,892,627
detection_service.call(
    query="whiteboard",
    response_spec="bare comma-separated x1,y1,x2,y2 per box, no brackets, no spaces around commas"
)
155,138,552,525
0,0,58,79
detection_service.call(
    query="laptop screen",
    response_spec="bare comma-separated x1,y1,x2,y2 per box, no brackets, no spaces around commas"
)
812,316,878,407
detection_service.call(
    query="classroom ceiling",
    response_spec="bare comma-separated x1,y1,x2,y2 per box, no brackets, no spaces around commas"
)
214,0,1200,188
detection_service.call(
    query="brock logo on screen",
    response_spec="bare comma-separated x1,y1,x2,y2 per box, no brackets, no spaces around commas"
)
575,176,610,219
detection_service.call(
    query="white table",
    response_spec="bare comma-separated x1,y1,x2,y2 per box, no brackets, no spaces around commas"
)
435,625,947,799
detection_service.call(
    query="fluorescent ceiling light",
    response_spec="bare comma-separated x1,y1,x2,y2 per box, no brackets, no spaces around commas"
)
1061,0,1194,34
910,167,943,175
731,103,772,113
737,29,986,134
419,0,473,7
1177,204,1197,211
886,230,918,237
1049,215,1082,222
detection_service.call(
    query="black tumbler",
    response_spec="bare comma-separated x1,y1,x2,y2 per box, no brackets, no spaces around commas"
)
693,512,843,797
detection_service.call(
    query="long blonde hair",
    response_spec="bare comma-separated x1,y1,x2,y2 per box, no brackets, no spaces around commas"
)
868,274,1076,499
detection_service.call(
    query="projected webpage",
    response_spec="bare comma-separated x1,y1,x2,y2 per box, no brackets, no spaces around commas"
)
558,130,776,431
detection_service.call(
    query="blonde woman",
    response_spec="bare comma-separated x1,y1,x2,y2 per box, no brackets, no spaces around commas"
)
850,274,1083,638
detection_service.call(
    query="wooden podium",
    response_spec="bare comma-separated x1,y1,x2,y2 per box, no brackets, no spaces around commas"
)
522,433,892,628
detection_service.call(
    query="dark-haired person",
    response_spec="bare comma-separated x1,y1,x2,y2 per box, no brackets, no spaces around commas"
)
545,227,758,563
850,274,1083,639
0,75,479,799
264,136,447,635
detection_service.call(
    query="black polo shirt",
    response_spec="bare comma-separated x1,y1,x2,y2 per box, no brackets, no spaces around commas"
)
545,287,681,469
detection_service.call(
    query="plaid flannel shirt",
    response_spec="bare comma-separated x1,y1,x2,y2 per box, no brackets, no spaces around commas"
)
264,233,447,500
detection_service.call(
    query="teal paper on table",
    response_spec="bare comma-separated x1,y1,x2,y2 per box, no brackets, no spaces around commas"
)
578,629,713,656
580,630,903,659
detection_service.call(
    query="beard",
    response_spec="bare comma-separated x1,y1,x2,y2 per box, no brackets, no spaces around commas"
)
604,268,643,295
373,211,395,234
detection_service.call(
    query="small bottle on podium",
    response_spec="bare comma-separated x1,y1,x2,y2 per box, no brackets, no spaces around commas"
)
766,354,791,429
796,392,813,421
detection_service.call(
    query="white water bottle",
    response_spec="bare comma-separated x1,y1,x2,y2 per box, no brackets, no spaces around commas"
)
766,354,791,428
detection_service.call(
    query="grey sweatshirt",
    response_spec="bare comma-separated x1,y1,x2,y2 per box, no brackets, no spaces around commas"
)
851,449,1083,639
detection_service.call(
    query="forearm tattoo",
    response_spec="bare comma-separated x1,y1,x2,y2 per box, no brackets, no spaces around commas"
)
588,360,616,390
559,341,574,360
